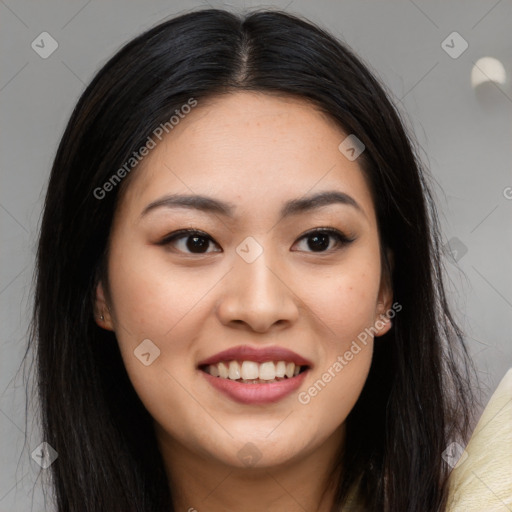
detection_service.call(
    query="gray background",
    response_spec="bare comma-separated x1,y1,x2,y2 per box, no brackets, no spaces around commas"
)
1,0,511,510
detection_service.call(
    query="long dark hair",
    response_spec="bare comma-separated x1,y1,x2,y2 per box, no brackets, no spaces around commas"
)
30,7,478,511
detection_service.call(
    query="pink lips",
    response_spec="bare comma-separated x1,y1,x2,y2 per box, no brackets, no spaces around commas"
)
197,345,313,367
200,367,309,404
198,345,312,405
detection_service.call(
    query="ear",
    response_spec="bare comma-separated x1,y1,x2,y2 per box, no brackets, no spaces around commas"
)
375,248,394,338
94,281,114,331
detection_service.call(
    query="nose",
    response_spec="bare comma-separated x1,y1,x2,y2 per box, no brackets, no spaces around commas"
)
215,248,300,333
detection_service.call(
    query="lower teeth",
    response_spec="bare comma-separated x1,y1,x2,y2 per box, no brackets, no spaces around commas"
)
237,377,285,384
216,376,288,383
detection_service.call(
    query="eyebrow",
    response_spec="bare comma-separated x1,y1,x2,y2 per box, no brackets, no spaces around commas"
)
140,190,365,221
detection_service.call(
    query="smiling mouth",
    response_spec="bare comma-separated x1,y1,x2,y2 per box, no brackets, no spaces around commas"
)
199,360,309,384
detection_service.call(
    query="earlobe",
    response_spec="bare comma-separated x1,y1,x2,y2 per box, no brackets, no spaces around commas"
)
374,309,393,337
94,281,114,331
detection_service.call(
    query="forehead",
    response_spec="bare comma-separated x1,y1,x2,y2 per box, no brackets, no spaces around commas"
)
116,91,376,225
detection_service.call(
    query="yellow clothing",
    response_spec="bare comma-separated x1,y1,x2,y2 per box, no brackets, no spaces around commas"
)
340,369,512,510
446,368,512,511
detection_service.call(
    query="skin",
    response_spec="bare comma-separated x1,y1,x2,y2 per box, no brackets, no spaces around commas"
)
95,91,393,511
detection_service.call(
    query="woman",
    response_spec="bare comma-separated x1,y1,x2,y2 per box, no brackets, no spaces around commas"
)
31,8,479,511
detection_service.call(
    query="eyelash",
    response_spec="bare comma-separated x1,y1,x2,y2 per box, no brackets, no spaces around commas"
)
157,227,355,255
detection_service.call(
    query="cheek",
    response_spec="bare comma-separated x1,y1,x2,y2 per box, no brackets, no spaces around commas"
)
294,319,374,460
293,263,382,344
107,240,216,340
292,260,380,418
105,251,204,427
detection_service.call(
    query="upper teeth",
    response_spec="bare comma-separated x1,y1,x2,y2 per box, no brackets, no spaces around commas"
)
205,361,301,380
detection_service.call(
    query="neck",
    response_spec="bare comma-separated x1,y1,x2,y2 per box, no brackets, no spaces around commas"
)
156,424,345,512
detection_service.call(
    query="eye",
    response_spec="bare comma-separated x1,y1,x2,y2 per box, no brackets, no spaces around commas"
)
293,228,355,253
158,229,221,255
158,227,354,255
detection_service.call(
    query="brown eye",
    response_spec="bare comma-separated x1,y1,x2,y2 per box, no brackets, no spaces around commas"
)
159,229,221,254
293,228,355,253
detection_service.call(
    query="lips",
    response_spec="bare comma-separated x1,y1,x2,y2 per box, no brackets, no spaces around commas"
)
200,368,309,404
197,345,313,367
197,345,312,404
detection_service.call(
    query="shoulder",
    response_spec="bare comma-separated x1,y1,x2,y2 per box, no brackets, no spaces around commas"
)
446,368,512,511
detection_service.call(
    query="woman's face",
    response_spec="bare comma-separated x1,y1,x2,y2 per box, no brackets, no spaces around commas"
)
96,92,392,473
